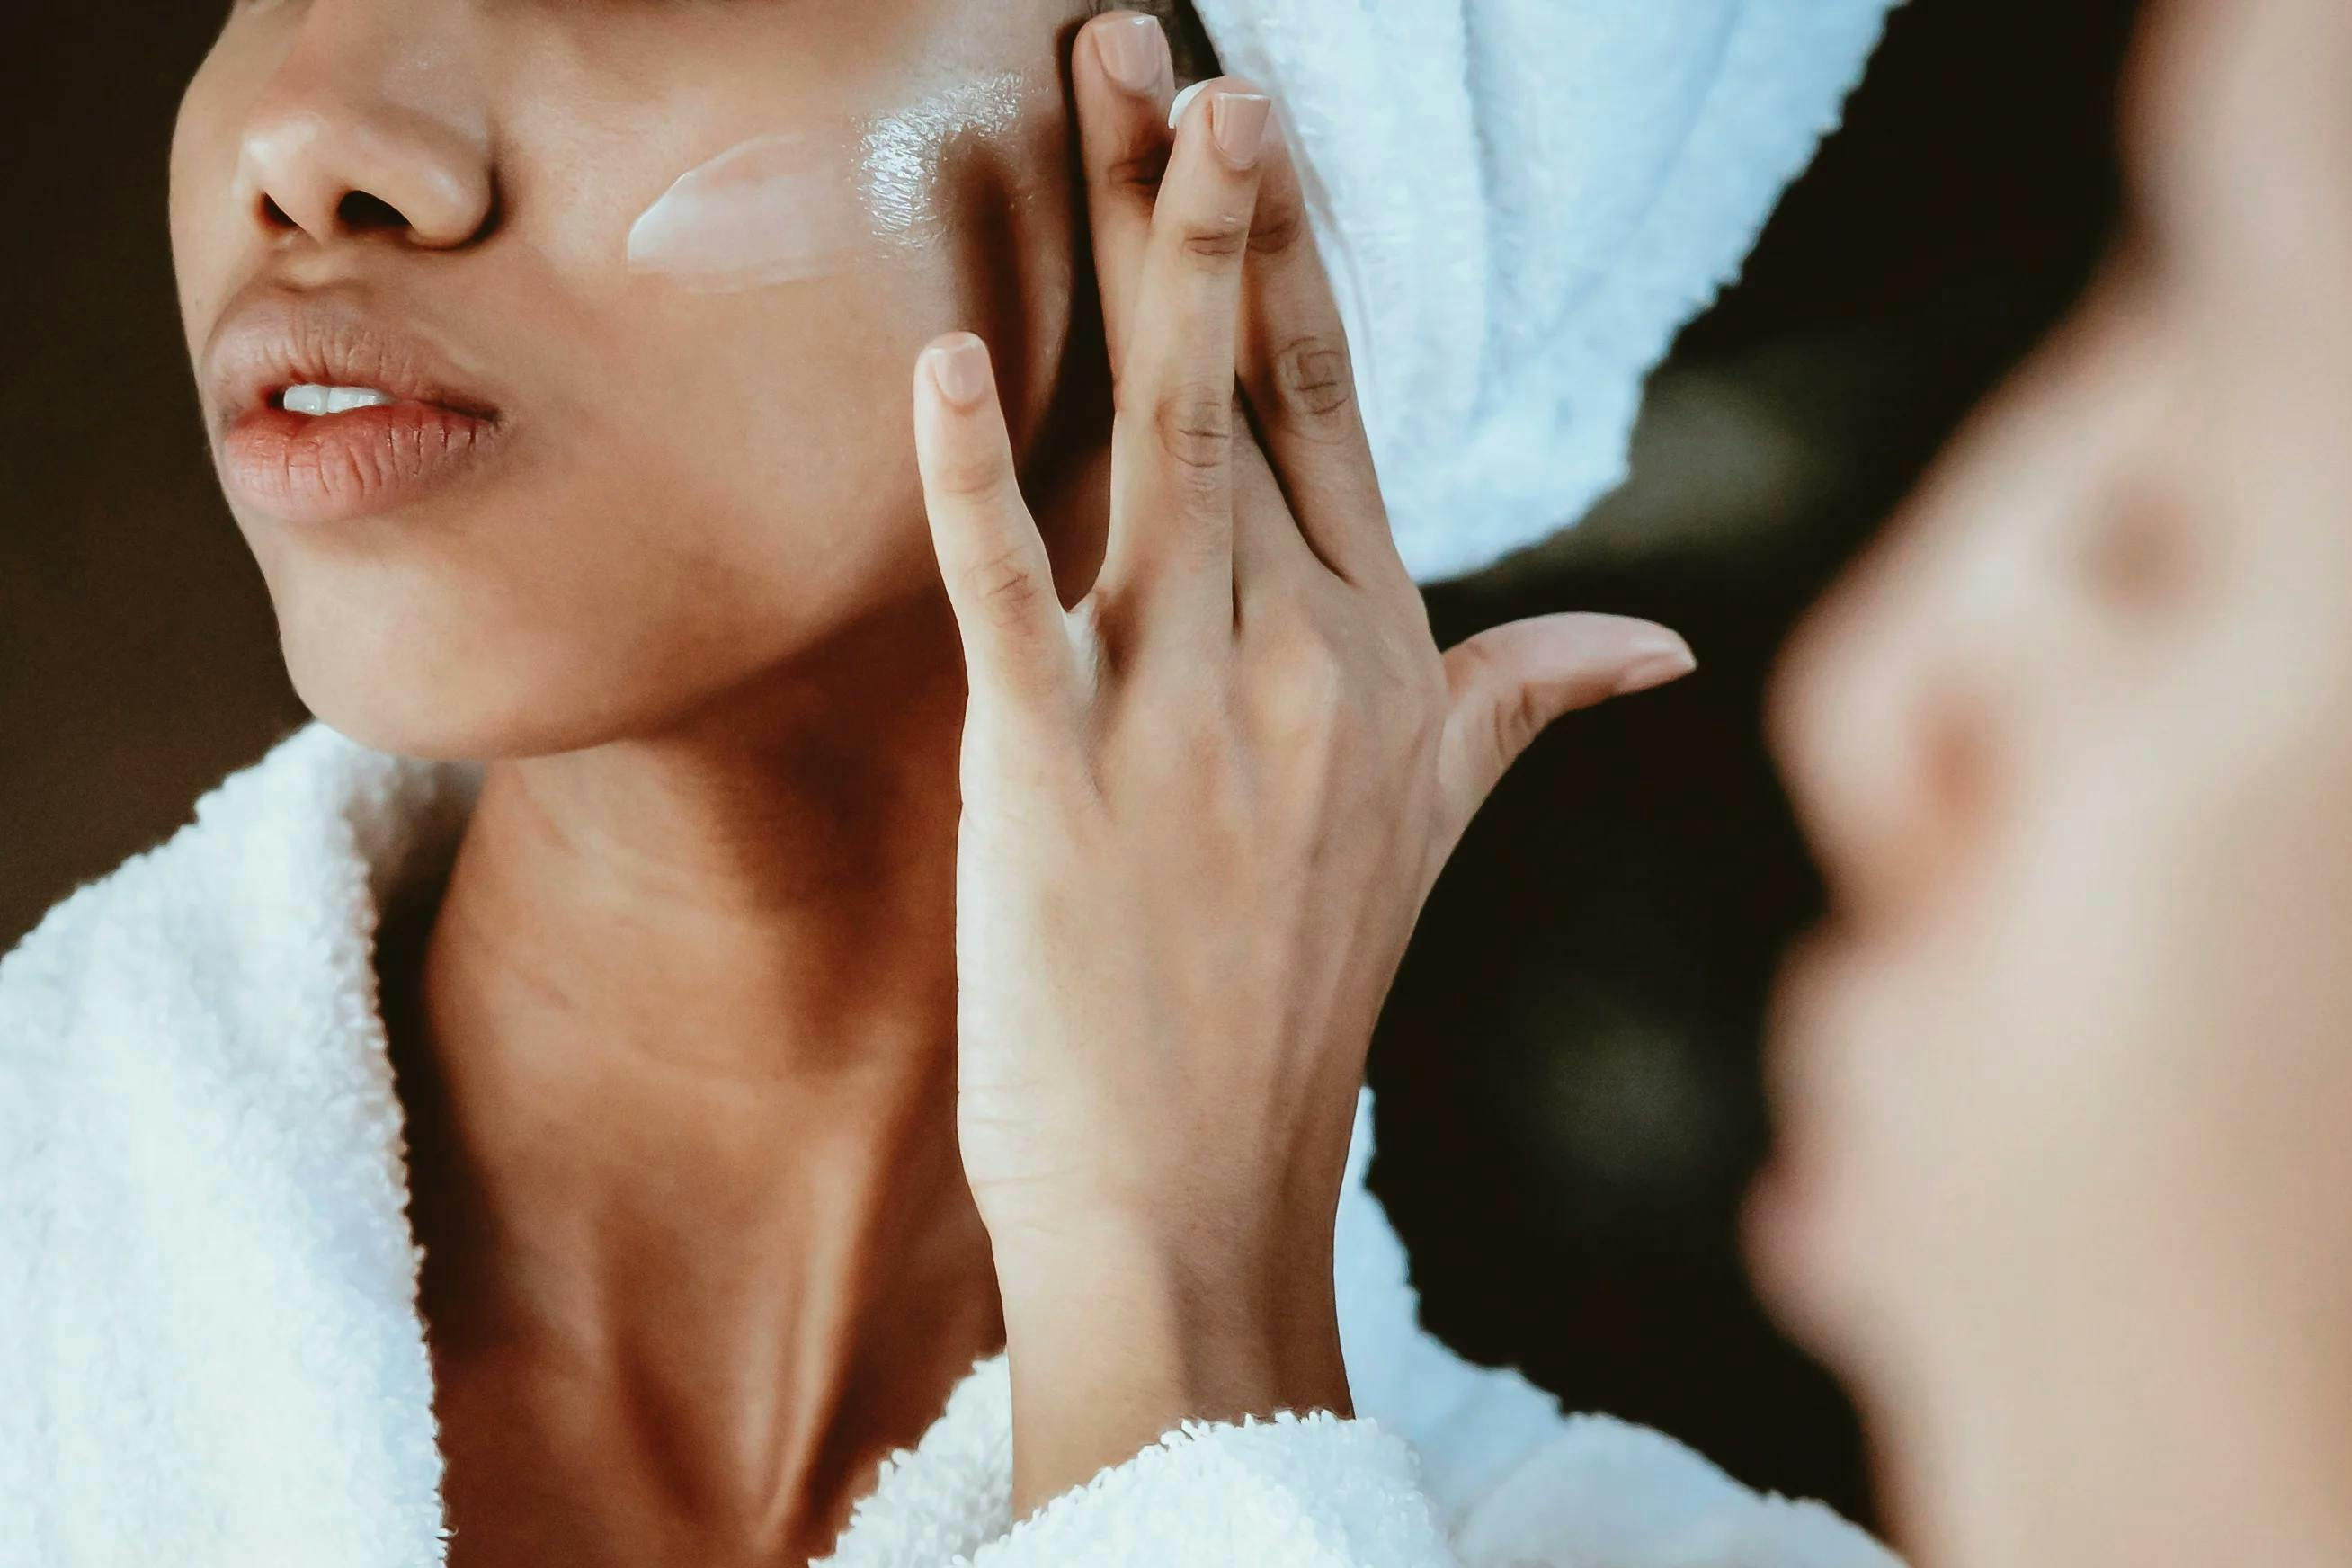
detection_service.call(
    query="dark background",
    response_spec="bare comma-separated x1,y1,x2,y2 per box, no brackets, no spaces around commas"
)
2,0,2143,1528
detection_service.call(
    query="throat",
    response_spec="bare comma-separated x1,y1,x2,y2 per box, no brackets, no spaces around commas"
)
373,865,1007,1566
420,1257,1004,1568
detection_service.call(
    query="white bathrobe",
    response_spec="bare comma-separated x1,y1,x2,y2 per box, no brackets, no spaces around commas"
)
1,720,1898,1567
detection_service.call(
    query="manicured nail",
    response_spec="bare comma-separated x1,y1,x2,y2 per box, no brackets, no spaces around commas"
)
1615,641,1698,698
1209,92,1274,167
1095,12,1169,95
928,334,993,408
1168,80,1209,131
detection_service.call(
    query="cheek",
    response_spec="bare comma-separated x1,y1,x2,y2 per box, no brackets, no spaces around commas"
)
168,51,254,363
554,208,1038,601
245,29,1083,755
1759,856,2137,1362
524,103,1078,611
317,146,1078,756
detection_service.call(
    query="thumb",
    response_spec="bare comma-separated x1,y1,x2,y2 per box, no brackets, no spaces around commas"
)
913,332,1074,709
1435,613,1695,844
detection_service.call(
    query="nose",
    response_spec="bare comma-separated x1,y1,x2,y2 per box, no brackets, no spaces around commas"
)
234,4,494,250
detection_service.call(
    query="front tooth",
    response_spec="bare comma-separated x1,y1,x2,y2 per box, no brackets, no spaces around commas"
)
283,383,332,416
325,386,394,414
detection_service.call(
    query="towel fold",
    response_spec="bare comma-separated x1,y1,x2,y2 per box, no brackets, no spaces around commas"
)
1187,0,1902,582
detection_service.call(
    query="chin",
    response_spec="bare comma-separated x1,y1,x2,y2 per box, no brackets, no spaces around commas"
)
276,606,661,764
1742,1129,1890,1378
288,655,559,763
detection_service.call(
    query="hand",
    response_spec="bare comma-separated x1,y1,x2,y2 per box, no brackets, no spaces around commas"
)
909,12,1696,1514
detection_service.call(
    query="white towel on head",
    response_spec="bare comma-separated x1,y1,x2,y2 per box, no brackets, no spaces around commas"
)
1186,0,1902,584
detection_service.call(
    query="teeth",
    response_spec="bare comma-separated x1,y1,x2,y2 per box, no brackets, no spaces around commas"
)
282,384,396,416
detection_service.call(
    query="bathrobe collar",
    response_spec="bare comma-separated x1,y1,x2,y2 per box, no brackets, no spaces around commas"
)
0,721,1408,1564
2,719,1888,1568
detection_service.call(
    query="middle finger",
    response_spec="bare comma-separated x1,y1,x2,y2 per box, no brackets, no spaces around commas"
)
1096,77,1274,646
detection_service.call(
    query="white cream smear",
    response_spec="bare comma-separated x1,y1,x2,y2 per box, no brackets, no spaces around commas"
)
626,132,866,290
627,74,1032,292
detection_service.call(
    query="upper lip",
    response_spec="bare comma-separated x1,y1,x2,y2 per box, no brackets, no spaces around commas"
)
203,289,501,430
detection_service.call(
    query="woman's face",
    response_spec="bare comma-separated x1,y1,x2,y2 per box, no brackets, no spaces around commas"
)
1759,0,2352,1557
172,0,1092,759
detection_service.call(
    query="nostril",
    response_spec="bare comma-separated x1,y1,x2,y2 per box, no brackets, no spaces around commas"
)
337,191,410,233
258,194,298,231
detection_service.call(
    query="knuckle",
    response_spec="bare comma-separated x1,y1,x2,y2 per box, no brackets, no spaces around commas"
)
1287,653,1353,729
1154,387,1236,474
932,449,1013,504
1253,625,1352,732
967,545,1048,625
1177,209,1252,265
1129,692,1237,784
1270,333,1358,424
1248,198,1311,259
1101,145,1170,203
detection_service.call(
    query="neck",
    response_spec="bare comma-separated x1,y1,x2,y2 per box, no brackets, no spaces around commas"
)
388,594,1004,1556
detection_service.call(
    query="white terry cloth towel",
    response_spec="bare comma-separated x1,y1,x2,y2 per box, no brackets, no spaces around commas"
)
0,720,1902,1567
1187,0,1903,584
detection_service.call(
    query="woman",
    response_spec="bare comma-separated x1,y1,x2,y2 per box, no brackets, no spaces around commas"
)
1754,0,2352,1562
4,1,1895,1564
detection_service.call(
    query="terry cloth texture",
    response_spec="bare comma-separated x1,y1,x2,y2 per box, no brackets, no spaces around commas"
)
3,720,1903,1566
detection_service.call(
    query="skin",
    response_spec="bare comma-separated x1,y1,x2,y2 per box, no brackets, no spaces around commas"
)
1752,0,2352,1564
174,3,1692,1564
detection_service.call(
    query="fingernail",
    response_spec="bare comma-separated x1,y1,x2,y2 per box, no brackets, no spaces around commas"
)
1096,13,1169,95
928,334,993,408
1209,92,1275,167
1168,80,1209,131
1615,641,1698,698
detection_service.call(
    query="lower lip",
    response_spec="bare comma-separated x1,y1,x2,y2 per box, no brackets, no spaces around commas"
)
221,401,501,524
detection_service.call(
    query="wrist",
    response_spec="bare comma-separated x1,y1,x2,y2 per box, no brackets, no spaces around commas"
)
1003,1228,1349,1398
993,1220,1352,1515
994,1207,1346,1375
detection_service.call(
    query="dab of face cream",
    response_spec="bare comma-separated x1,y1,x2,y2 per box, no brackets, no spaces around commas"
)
626,133,866,290
628,75,1036,292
